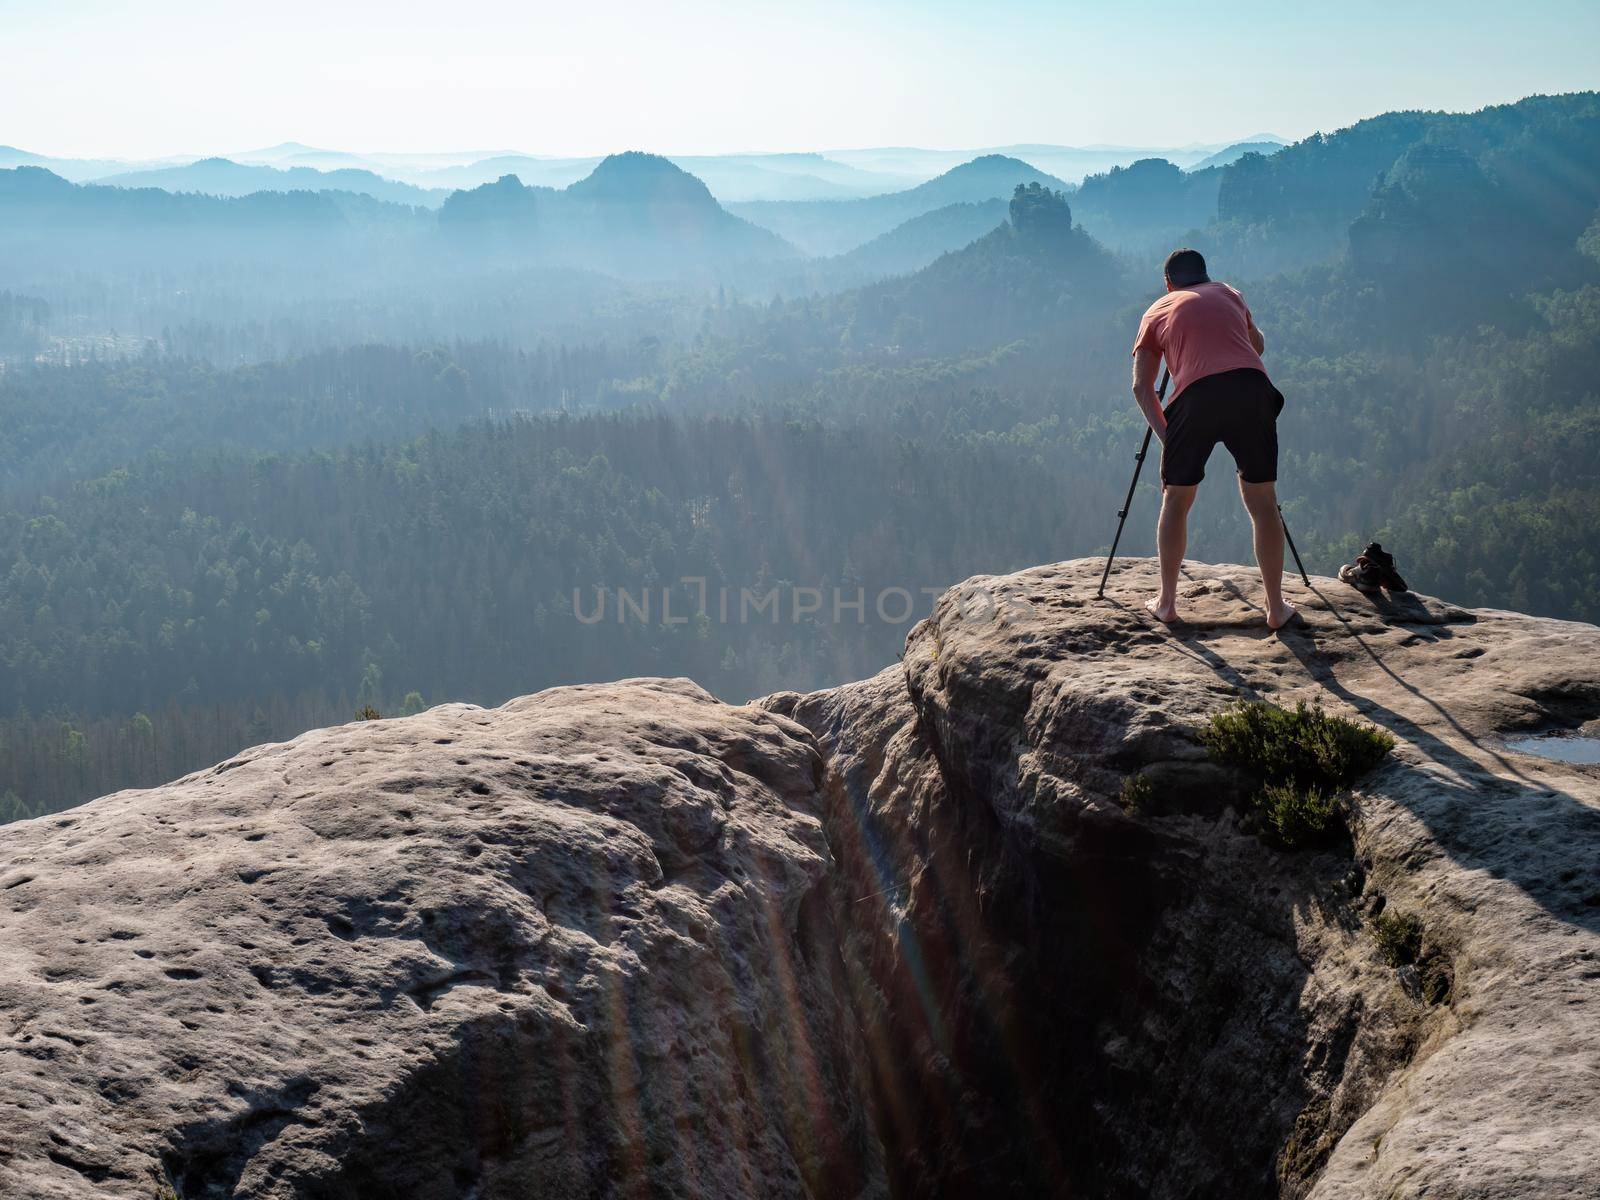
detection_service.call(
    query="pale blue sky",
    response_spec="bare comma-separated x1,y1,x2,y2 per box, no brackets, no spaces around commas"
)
4,0,1597,158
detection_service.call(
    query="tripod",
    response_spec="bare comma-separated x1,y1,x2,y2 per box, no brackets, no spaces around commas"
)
1096,371,1311,597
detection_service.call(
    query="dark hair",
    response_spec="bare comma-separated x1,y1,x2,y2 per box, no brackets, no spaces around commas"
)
1164,247,1209,286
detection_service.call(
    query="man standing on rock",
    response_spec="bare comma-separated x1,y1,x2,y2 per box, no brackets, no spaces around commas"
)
1130,247,1294,629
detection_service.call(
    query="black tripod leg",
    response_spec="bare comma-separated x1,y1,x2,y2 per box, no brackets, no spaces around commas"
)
1097,369,1168,599
1278,505,1312,588
1097,426,1153,597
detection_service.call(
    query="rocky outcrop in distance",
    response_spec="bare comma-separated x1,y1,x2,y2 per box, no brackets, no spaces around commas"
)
437,152,797,274
3,558,1597,1199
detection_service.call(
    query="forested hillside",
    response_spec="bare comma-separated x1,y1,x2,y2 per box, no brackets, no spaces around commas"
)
1072,158,1221,252
2,91,1597,824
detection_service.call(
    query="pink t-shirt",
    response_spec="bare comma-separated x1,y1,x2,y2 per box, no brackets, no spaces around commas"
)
1133,282,1267,401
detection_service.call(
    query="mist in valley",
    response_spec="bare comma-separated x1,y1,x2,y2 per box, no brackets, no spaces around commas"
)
2,21,1598,830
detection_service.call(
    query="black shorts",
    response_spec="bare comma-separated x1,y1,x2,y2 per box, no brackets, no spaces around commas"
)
1160,367,1284,487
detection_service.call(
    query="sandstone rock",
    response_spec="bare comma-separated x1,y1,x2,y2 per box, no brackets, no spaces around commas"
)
5,559,1599,1199
0,678,884,1199
768,558,1600,1198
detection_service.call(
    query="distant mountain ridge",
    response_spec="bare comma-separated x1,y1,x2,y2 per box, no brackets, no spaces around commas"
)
0,165,353,233
9,95,1589,297
415,152,909,202
0,166,388,281
832,182,1130,352
1185,141,1285,172
3,138,1294,204
819,138,1287,184
0,145,169,183
1072,158,1223,250
728,155,1071,255
212,138,1289,196
0,151,796,281
1204,90,1600,278
438,151,796,275
92,158,448,208
831,198,1008,279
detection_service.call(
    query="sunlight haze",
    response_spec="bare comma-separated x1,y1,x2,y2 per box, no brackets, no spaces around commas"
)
4,0,1597,157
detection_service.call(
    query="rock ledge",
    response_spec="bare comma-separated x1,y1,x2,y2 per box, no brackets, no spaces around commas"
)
3,559,1597,1199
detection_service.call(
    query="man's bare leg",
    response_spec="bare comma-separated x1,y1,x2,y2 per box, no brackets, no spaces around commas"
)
1239,478,1295,628
1146,483,1196,622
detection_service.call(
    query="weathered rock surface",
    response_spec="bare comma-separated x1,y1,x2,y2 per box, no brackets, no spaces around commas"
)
3,558,1598,1199
0,679,883,1199
767,558,1600,1199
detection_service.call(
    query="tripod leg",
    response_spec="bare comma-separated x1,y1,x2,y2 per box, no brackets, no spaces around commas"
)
1097,426,1153,597
1098,369,1168,599
1278,505,1312,588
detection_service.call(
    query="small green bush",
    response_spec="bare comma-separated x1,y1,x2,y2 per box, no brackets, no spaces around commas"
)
1200,700,1395,792
1370,908,1453,1003
1200,700,1394,850
1255,782,1342,850
1370,910,1422,966
1119,773,1155,815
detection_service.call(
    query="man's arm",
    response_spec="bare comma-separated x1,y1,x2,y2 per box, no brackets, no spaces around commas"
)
1247,312,1265,355
1131,346,1167,443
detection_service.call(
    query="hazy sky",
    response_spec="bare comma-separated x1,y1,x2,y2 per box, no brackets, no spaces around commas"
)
5,0,1598,159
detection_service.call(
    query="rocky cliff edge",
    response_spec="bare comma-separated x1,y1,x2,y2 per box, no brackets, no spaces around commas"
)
2,558,1597,1199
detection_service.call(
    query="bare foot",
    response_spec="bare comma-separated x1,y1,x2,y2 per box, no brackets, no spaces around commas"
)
1266,599,1297,630
1145,596,1179,623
